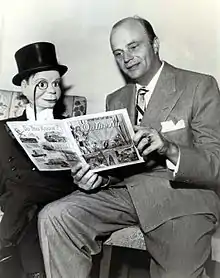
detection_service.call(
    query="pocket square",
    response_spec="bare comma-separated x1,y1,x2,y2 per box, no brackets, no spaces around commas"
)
161,119,185,133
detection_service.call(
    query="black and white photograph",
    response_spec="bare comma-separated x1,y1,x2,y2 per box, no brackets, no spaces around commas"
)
0,1,220,278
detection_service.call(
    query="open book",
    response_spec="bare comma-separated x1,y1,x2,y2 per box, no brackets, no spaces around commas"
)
7,109,144,172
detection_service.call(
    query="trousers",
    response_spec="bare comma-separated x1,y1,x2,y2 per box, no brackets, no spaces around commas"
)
0,179,74,275
38,187,217,278
0,181,74,244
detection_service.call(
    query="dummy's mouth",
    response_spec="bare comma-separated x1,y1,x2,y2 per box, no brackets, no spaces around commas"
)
43,98,57,102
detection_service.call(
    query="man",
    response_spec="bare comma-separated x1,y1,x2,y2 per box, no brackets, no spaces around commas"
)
38,17,220,278
0,42,75,278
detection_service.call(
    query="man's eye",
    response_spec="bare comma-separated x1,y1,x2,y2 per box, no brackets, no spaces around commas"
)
114,52,122,58
130,44,138,50
38,81,48,90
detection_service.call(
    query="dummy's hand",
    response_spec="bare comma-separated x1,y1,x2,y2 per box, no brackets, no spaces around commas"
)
133,126,179,165
71,162,103,191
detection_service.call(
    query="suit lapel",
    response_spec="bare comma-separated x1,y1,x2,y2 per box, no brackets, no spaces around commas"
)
118,84,137,125
141,62,184,131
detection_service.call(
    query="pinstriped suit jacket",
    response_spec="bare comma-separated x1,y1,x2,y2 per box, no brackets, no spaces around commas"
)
106,62,220,232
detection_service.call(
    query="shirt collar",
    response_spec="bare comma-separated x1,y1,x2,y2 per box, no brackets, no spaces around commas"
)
26,103,54,121
136,61,164,92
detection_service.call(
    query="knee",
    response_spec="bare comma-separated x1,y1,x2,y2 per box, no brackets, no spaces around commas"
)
37,197,91,244
38,193,94,235
38,197,82,226
37,200,69,238
38,200,65,222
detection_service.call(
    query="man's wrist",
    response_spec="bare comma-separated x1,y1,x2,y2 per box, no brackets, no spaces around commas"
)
157,138,179,164
164,141,179,165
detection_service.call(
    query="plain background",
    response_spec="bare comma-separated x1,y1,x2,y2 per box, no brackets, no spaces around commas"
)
0,0,219,113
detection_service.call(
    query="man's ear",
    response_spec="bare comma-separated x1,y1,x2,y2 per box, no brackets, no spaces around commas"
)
152,37,160,55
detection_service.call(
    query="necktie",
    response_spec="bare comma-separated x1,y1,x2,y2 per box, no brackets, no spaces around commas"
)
136,87,148,125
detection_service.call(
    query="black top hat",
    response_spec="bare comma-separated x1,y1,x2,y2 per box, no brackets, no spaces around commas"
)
12,42,68,86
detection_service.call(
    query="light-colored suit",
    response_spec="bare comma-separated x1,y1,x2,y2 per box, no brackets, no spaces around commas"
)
106,62,220,232
38,62,220,278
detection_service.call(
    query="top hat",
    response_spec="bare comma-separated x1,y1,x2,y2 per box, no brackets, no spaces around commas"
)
12,42,68,86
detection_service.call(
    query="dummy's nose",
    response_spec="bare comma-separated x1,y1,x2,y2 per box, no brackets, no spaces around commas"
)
47,84,56,94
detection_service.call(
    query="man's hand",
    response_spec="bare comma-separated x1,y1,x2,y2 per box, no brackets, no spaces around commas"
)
71,162,103,191
133,126,179,165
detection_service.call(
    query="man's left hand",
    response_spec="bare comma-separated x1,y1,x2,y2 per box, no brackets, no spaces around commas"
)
133,125,179,165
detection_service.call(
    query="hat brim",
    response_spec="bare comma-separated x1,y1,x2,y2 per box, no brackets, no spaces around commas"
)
12,64,68,86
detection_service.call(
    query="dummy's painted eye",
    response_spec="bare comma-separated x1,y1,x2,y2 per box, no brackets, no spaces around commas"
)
53,80,60,87
38,80,48,90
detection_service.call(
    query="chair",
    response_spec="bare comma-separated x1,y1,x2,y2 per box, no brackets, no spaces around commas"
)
0,89,87,120
100,225,220,278
99,226,146,278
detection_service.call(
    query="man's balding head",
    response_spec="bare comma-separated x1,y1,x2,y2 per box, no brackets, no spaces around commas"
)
110,17,161,84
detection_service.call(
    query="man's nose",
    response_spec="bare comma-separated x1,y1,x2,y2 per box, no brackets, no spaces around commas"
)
123,51,133,63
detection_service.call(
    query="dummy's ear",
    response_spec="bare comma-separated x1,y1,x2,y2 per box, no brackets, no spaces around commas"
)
21,79,27,88
152,37,160,54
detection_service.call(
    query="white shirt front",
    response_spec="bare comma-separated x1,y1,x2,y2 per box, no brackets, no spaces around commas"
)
26,103,54,121
135,61,180,174
136,61,164,109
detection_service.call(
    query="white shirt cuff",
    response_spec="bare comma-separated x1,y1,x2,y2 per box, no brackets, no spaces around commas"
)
166,149,181,177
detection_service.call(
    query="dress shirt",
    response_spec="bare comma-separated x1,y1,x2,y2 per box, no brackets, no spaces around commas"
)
135,61,180,175
26,103,54,121
136,61,164,109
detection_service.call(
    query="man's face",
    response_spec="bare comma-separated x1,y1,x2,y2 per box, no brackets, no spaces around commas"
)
110,20,158,81
21,70,61,110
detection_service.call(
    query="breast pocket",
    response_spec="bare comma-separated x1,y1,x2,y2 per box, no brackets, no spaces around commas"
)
163,127,193,146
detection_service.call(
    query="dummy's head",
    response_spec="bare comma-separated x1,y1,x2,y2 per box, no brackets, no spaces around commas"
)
12,42,68,111
21,70,62,110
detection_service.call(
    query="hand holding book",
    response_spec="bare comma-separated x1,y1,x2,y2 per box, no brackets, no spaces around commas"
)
71,162,110,191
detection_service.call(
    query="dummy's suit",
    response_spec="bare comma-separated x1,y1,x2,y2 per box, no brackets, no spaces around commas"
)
0,112,75,274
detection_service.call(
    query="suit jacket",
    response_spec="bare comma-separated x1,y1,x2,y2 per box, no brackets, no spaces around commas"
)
106,62,220,232
0,112,74,210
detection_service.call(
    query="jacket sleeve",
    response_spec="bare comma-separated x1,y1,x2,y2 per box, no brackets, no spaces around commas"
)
174,75,220,191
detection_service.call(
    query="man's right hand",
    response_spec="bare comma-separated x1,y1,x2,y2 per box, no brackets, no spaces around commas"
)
71,162,103,191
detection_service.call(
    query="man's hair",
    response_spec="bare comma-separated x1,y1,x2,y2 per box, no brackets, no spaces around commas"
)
112,16,157,44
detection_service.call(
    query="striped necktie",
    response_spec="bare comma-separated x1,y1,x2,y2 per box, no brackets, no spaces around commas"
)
136,87,148,125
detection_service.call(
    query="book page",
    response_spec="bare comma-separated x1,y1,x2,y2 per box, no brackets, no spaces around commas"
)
7,109,143,172
7,120,84,171
65,109,144,172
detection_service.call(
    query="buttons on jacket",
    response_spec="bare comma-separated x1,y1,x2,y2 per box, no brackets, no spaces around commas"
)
8,156,23,179
8,156,14,162
16,174,21,179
